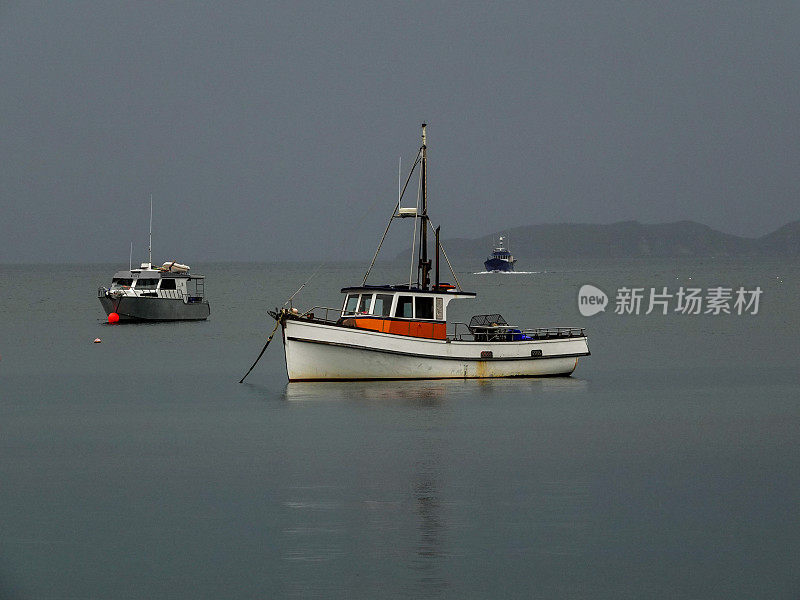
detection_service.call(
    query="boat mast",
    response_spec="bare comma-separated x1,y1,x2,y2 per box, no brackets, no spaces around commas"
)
418,123,431,289
148,193,153,268
434,225,440,289
363,124,464,291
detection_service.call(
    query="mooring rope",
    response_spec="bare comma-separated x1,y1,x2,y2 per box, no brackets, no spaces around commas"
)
238,316,282,383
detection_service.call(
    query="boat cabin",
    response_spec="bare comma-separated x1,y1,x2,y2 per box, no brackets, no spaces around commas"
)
339,285,475,340
108,267,205,300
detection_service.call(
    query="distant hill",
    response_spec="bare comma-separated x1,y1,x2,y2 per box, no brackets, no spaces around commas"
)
414,220,800,262
757,221,800,256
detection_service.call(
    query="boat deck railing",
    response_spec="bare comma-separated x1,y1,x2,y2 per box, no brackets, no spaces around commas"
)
449,322,585,341
98,287,202,303
160,289,184,300
299,306,344,324
293,308,585,341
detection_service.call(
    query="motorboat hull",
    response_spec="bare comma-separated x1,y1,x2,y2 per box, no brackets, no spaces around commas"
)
484,258,515,272
99,295,210,321
281,318,588,381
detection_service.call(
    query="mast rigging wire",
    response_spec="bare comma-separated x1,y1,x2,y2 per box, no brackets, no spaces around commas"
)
240,154,419,382
362,149,422,285
408,157,422,288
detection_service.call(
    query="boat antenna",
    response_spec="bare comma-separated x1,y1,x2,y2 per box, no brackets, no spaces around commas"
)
402,154,413,288
148,193,153,268
409,156,421,287
398,156,402,206
129,241,133,271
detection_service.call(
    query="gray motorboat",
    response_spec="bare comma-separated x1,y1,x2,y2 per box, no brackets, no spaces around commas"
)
98,195,210,322
98,261,210,322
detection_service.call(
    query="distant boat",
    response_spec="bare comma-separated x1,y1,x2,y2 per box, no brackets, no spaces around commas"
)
98,261,210,321
97,196,210,322
266,124,588,380
484,236,517,272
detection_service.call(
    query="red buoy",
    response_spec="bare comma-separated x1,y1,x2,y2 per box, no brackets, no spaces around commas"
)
108,312,120,323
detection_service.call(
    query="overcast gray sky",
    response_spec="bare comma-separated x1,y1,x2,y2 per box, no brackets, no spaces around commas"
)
1,1,798,263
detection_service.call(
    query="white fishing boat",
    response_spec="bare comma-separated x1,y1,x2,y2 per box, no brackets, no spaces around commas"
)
267,124,588,381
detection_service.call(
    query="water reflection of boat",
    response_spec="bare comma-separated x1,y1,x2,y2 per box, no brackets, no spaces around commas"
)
282,374,589,402
283,380,454,403
270,124,589,381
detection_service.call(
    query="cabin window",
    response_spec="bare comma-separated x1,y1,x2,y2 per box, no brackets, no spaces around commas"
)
160,279,177,290
435,297,444,320
415,296,434,319
395,296,413,318
135,278,158,290
344,294,359,315
358,294,372,314
373,294,393,317
111,278,133,289
187,278,204,299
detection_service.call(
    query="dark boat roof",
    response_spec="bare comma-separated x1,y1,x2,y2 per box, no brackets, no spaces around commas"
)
341,284,475,297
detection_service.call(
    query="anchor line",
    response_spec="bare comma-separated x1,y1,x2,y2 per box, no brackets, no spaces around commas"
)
238,315,283,383
104,291,130,320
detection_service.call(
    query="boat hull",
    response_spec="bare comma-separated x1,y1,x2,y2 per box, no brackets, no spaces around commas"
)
99,296,210,321
484,258,515,272
281,319,588,381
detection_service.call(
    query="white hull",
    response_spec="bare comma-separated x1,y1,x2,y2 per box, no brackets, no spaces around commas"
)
281,319,588,381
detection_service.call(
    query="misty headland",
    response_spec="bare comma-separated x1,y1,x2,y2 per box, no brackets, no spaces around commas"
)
415,219,800,263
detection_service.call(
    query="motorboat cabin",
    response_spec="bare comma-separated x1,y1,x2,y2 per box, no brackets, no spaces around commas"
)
107,264,205,300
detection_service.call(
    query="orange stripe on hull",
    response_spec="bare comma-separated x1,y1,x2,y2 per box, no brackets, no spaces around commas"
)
350,318,446,340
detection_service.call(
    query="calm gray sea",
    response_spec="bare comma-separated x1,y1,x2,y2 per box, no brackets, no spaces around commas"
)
1,259,798,599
